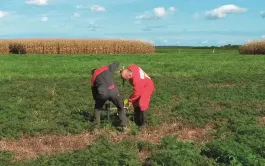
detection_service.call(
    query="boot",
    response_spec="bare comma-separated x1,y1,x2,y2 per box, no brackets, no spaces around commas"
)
140,110,147,127
94,109,101,126
134,107,141,126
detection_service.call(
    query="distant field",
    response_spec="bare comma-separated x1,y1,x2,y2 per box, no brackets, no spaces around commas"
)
0,39,155,54
0,48,265,165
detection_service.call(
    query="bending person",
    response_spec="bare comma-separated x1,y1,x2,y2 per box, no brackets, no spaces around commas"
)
120,64,154,127
91,62,127,127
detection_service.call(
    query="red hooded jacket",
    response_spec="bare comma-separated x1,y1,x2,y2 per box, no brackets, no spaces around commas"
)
127,64,154,102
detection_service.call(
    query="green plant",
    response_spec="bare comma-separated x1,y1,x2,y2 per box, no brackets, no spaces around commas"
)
201,139,265,165
0,151,14,165
145,136,216,166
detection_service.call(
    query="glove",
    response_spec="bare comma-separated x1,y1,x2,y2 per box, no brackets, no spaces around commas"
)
123,99,129,106
124,99,132,107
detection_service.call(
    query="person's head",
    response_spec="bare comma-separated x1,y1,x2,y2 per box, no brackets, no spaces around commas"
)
120,68,132,80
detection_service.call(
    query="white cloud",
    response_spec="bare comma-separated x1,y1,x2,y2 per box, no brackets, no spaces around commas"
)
261,11,265,18
169,7,176,12
193,13,199,19
73,12,80,17
136,7,168,20
25,0,48,6
136,12,153,20
205,4,247,19
162,39,168,43
76,5,82,9
154,7,166,18
89,5,105,12
40,16,48,22
136,6,177,20
261,35,265,38
202,40,208,44
0,11,8,19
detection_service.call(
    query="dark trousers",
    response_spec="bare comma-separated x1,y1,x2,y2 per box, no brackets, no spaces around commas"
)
94,89,127,126
134,107,147,126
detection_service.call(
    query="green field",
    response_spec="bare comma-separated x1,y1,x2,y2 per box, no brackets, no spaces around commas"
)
1,48,265,165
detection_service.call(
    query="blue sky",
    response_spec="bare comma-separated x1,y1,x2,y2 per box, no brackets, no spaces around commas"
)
0,0,264,46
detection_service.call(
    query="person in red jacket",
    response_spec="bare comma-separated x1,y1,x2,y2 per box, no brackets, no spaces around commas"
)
120,64,154,127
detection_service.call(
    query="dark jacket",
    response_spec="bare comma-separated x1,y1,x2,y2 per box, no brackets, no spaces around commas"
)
91,62,120,100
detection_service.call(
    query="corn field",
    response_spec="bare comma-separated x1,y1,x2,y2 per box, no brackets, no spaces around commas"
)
239,40,265,54
0,39,155,54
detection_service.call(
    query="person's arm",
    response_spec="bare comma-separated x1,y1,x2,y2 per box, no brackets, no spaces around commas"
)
108,61,120,73
128,80,143,102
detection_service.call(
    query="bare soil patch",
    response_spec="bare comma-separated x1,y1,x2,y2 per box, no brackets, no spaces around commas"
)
215,104,223,111
257,116,265,126
0,132,94,161
0,122,214,162
138,149,151,163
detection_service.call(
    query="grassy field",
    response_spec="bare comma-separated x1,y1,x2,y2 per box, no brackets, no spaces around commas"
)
0,48,265,165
